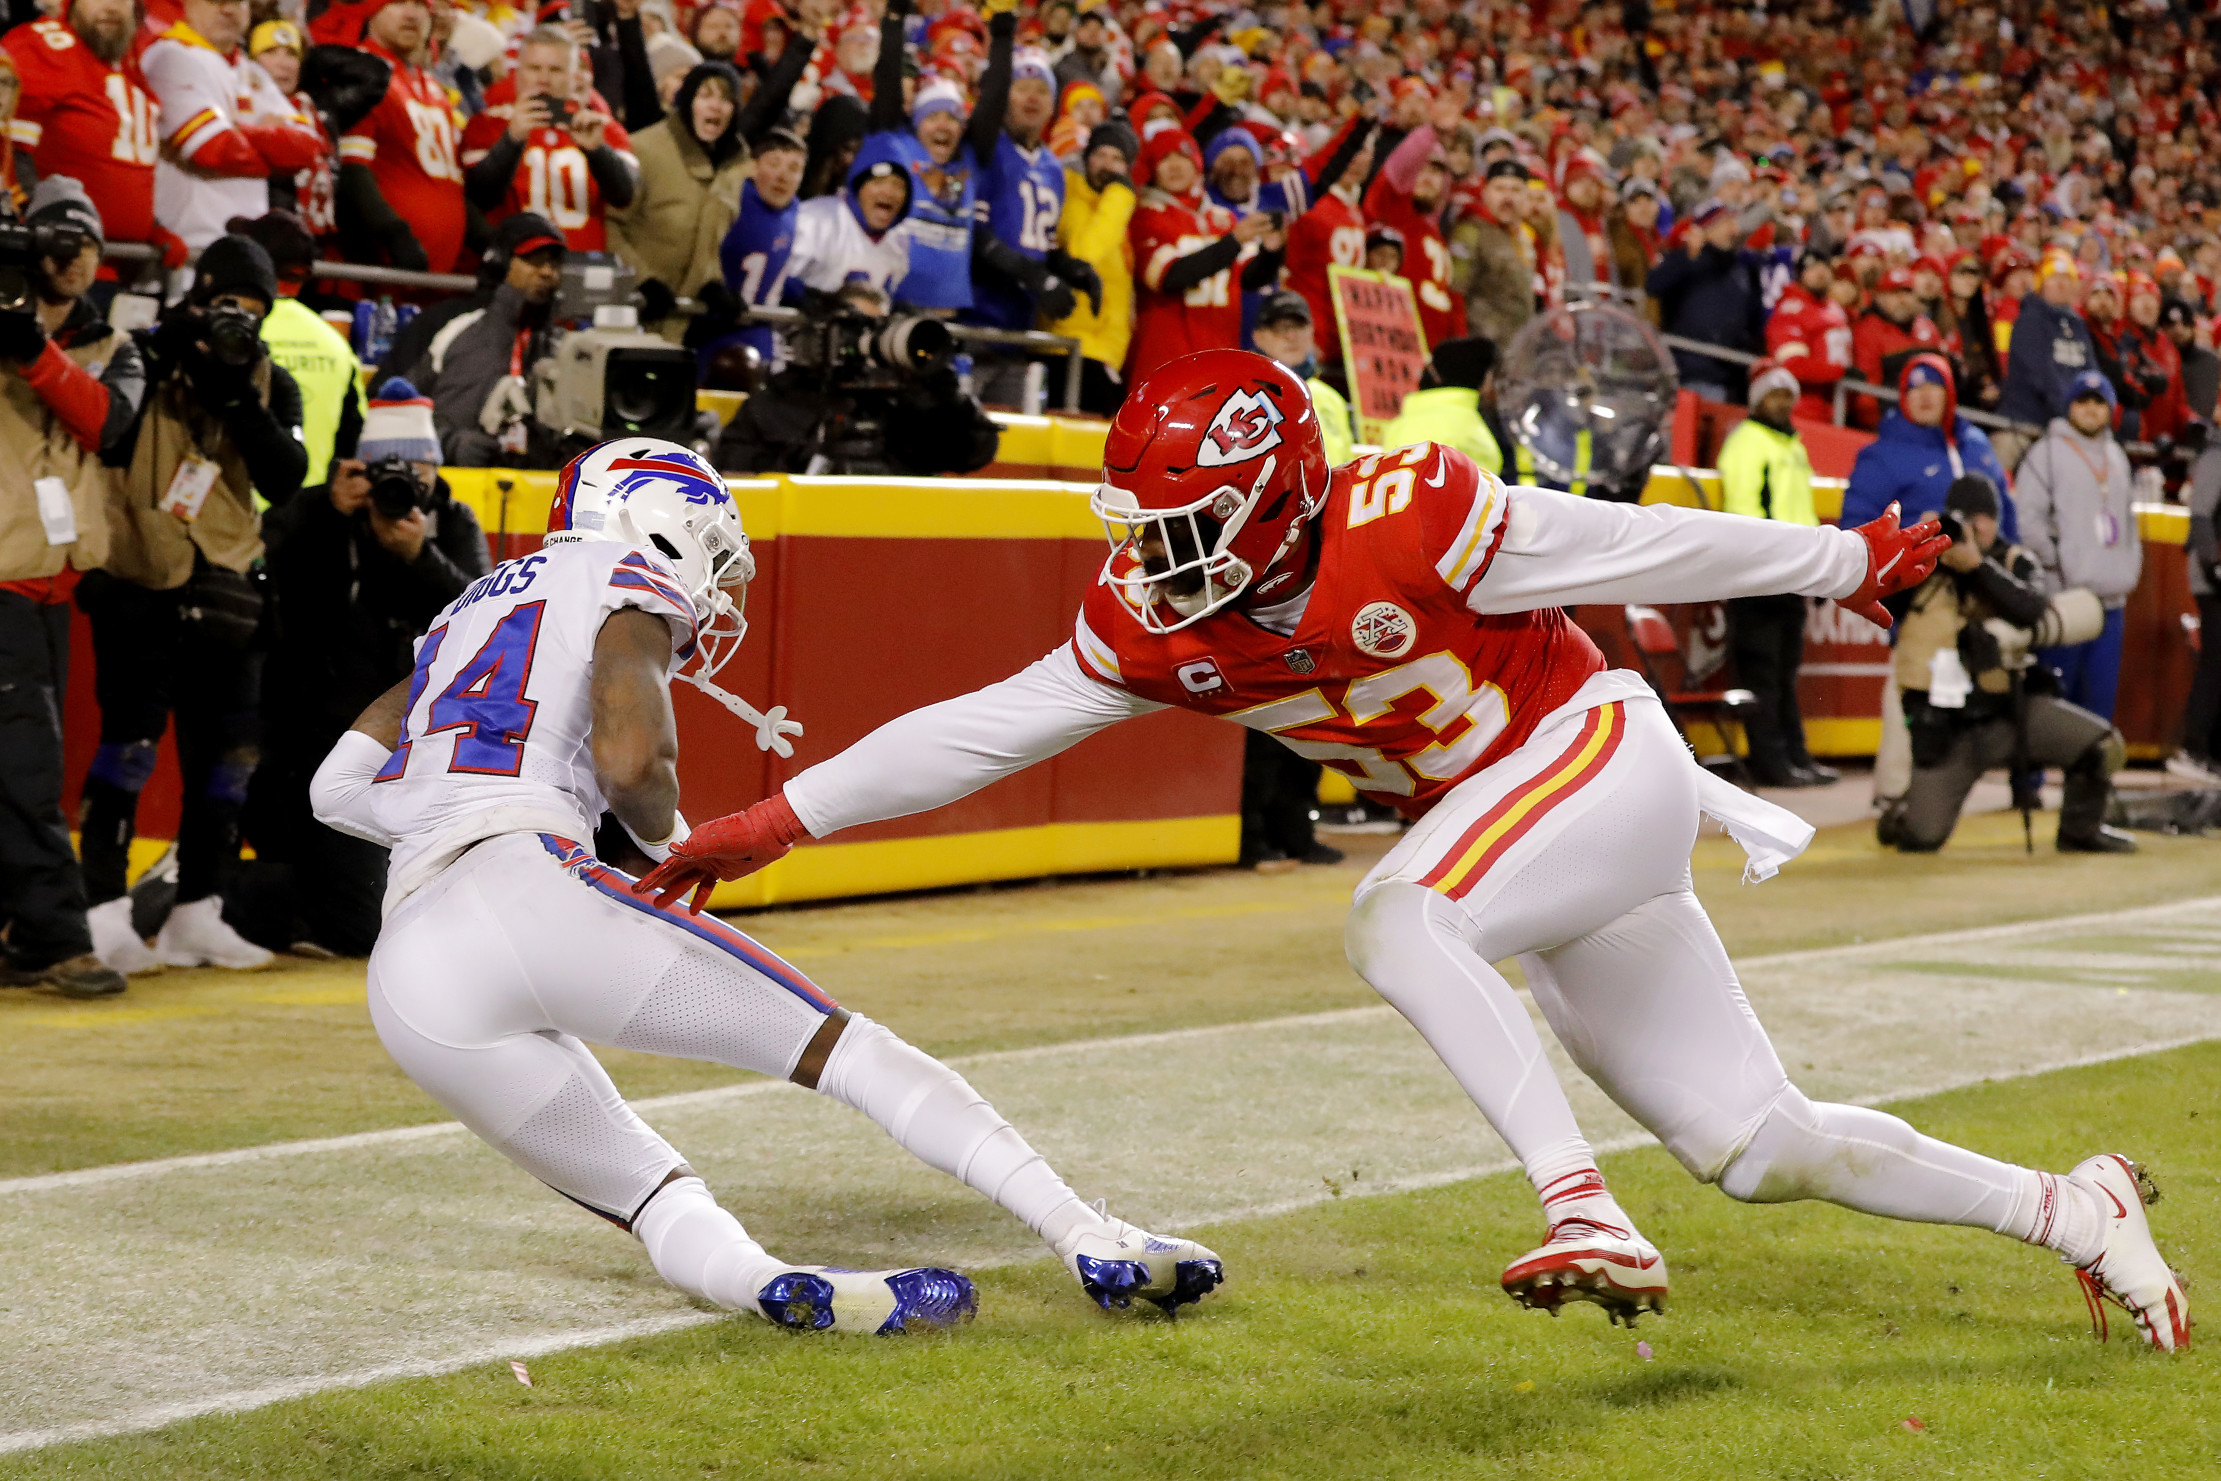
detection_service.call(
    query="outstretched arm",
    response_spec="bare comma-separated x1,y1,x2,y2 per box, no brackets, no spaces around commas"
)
638,645,1160,908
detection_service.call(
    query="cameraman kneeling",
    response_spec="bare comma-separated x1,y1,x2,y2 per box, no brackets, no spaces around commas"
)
78,234,306,973
1880,474,2136,855
246,380,487,956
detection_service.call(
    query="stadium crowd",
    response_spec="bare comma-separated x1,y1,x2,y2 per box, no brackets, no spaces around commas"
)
4,0,2220,985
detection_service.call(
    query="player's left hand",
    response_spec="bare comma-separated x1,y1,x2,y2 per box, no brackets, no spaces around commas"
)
1840,501,1949,630
635,792,808,913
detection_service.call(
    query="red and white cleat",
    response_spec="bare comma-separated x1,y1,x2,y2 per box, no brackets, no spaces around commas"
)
2067,1154,2190,1352
1500,1218,1668,1326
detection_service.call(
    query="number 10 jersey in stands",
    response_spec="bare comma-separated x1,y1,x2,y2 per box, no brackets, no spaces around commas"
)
362,541,700,908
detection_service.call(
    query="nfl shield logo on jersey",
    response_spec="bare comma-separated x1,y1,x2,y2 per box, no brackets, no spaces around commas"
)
1194,389,1285,468
1351,602,1417,659
1283,648,1317,674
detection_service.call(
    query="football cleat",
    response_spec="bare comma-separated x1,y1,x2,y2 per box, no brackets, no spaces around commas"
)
755,1266,977,1336
1057,1214,1225,1316
2066,1154,2189,1352
1501,1219,1669,1327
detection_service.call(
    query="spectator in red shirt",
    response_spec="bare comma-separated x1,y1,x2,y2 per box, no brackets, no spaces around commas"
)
1364,118,1460,347
1127,122,1282,385
460,27,638,254
2119,272,2186,442
1279,121,1373,368
2,0,173,260
1851,264,1943,429
246,22,337,244
337,0,467,273
1765,246,1851,422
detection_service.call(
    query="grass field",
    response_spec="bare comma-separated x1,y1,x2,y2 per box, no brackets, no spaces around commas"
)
3,808,2219,1478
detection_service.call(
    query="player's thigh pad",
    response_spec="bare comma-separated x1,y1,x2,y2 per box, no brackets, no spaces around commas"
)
1519,887,1792,1182
379,833,838,1081
1354,698,1701,962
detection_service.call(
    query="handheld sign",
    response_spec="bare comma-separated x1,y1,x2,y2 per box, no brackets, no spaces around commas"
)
1329,266,1430,443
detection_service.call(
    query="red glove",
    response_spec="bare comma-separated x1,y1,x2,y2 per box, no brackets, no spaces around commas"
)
1840,502,1949,630
148,224,190,272
634,791,808,913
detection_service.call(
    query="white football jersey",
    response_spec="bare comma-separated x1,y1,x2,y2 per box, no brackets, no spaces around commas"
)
362,539,698,906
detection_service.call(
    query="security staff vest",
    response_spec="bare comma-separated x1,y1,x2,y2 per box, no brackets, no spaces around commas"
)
260,297,357,488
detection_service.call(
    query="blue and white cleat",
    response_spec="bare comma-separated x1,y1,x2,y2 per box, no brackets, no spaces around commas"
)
1057,1213,1225,1316
756,1266,977,1335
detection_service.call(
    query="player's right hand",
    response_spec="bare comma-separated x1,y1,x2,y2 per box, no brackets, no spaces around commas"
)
1841,501,1950,630
635,792,808,913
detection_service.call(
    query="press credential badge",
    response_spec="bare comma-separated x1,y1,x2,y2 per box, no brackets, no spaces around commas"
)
34,476,76,546
160,456,220,522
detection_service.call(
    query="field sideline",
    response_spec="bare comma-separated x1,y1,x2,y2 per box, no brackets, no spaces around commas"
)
2,812,2218,1477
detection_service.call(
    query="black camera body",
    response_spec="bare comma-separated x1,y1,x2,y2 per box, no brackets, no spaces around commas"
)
0,218,90,313
781,308,953,391
363,457,434,521
537,92,577,127
201,304,266,369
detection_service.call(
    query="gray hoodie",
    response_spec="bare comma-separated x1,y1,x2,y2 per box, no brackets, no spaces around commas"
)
2011,415,2143,606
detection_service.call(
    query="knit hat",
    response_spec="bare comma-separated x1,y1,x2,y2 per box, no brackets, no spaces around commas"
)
25,174,103,247
1012,48,1055,89
1747,359,1800,406
2068,368,2118,409
1877,265,1916,293
2038,248,2080,285
248,18,303,57
192,234,278,308
357,378,441,465
1135,121,1201,188
1945,472,2000,518
912,77,968,125
1429,337,1498,390
1085,118,1138,166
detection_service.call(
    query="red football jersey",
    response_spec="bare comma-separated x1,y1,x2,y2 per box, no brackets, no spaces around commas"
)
1364,172,1460,347
1129,189,1244,385
338,40,466,272
1071,442,1606,818
1283,188,1366,364
3,19,159,243
1764,283,1853,422
460,77,633,253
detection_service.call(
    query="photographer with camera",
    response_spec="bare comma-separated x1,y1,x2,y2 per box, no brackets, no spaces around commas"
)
77,232,305,974
244,379,487,956
0,178,145,1000
1876,473,2136,856
399,213,567,468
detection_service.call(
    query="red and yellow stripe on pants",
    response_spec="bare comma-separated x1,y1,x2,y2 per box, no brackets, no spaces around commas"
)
1418,704,1628,900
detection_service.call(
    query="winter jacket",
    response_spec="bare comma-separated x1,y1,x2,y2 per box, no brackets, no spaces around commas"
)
1842,358,2018,544
607,109,751,304
1716,416,1815,526
2012,417,2143,606
1645,241,1762,393
409,284,551,463
1455,210,1532,347
1998,293,2099,427
1380,385,1503,474
1049,167,1136,372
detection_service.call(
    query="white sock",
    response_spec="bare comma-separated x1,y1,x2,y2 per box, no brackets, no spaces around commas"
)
2004,1169,2107,1267
633,1176,790,1315
1525,1143,1636,1237
815,1015,1103,1250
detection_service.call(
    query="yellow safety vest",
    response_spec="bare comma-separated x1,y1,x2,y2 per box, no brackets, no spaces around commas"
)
1379,385,1503,473
260,296,360,489
1308,376,1358,467
1513,425,1590,496
1715,416,1817,525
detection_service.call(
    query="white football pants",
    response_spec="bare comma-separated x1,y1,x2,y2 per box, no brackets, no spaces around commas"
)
366,832,1095,1296
1345,695,2061,1246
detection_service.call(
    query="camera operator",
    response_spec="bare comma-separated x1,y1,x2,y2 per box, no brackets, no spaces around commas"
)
0,178,144,999
244,379,487,956
399,212,567,468
717,139,998,475
1877,473,2137,856
77,232,305,973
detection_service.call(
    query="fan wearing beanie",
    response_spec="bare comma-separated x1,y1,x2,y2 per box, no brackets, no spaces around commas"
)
248,375,488,959
1716,360,1833,787
76,231,310,978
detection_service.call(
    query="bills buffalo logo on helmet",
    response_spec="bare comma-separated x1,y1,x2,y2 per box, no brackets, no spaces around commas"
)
1194,388,1286,468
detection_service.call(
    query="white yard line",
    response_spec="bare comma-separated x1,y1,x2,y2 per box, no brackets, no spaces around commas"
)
1,899,2218,1454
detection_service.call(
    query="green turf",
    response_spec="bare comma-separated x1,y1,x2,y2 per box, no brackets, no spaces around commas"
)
11,1040,2215,1480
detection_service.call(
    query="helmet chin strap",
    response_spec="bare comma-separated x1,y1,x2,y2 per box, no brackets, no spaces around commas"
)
678,669,804,758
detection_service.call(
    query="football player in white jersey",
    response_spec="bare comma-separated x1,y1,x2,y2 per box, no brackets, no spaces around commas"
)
310,440,1223,1334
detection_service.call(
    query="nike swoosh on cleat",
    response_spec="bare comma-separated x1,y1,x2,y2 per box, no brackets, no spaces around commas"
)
2098,1185,2130,1220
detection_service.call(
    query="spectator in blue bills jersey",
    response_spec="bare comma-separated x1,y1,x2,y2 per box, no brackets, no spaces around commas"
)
714,130,808,363
865,0,1012,313
1203,125,1308,221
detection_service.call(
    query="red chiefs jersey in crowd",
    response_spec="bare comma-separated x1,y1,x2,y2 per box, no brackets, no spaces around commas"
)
1282,186,1365,364
1765,282,1853,422
1364,172,1460,347
1129,187,1246,386
1850,308,1943,429
338,39,467,272
1070,442,1605,819
3,19,159,243
460,77,633,253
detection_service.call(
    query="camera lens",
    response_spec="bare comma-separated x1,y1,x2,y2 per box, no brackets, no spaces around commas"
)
870,315,953,374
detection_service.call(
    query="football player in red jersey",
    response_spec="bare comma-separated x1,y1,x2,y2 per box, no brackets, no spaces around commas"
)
459,26,637,254
337,0,466,273
3,0,165,253
644,352,2191,1353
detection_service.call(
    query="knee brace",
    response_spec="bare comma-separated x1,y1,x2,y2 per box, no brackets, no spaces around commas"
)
88,740,159,794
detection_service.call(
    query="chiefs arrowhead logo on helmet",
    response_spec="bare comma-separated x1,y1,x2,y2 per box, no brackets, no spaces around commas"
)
1195,389,1286,468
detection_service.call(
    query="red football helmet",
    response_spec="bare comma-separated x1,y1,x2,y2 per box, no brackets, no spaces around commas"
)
1092,350,1331,632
